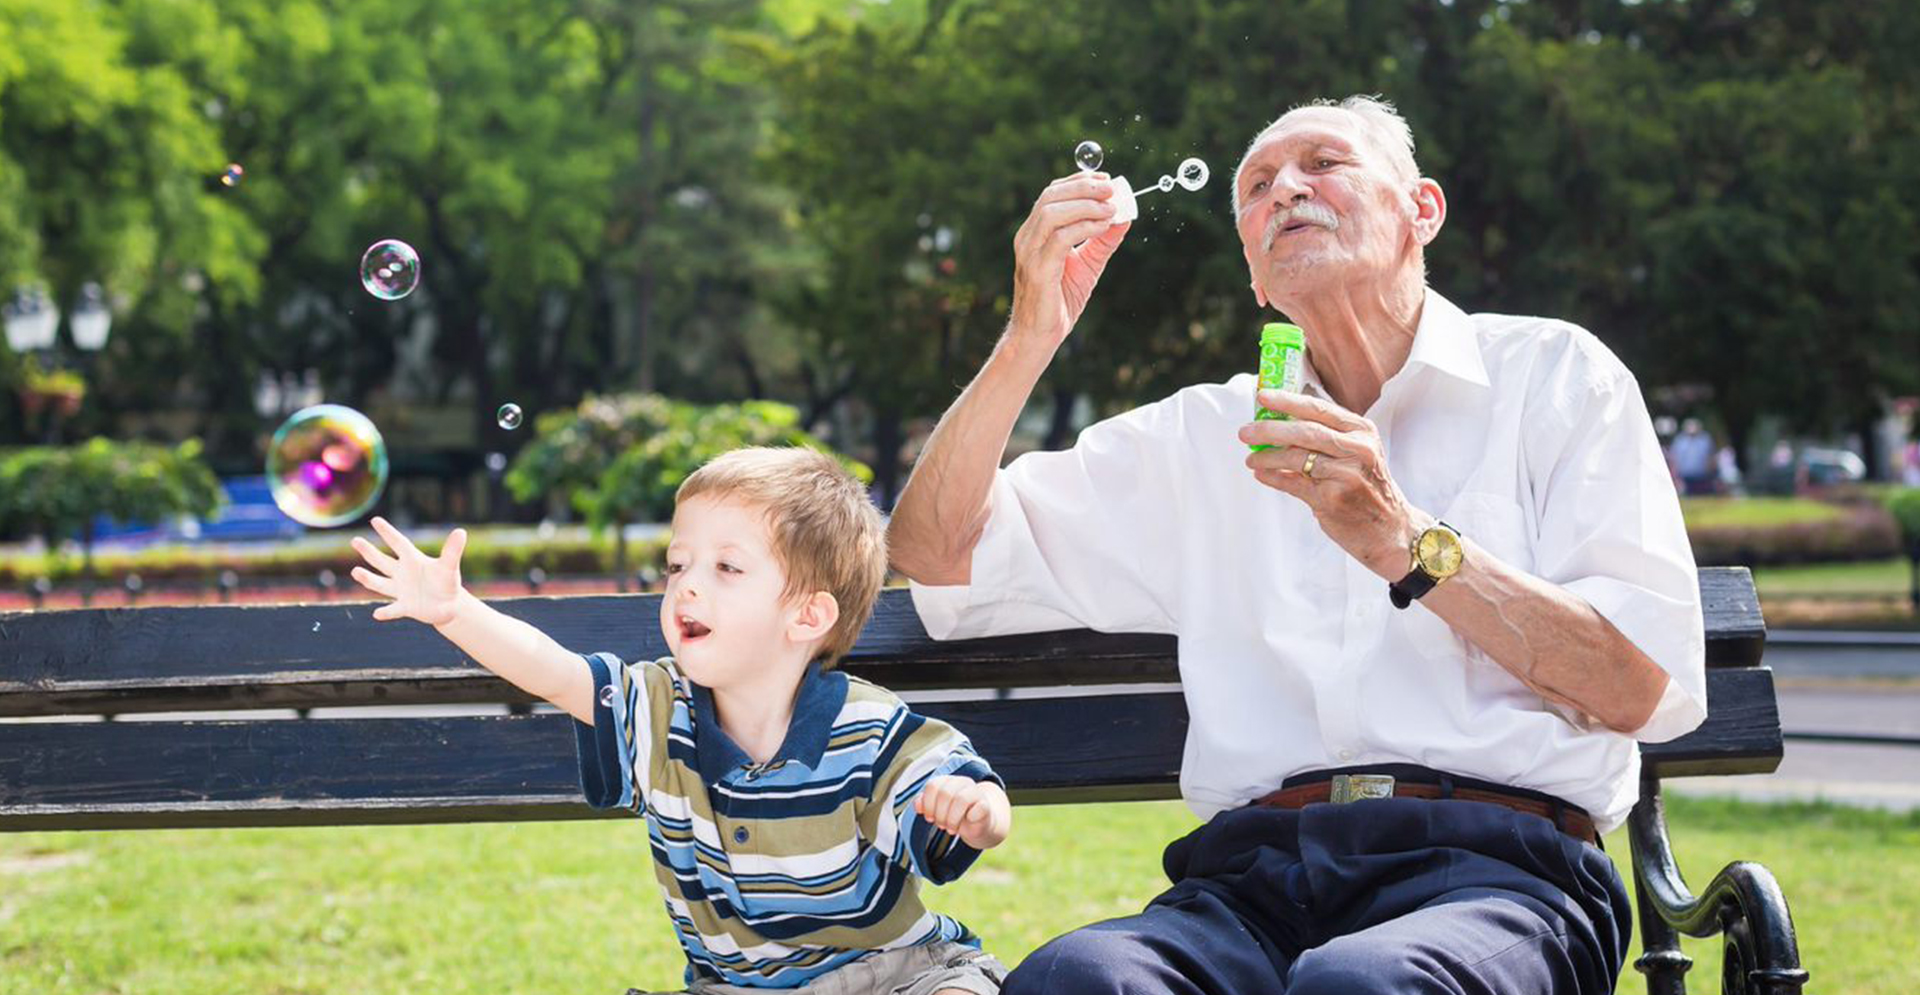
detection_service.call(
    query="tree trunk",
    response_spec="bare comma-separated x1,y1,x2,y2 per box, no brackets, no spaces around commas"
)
870,405,904,510
614,518,630,591
632,61,660,394
1725,412,1752,477
80,519,95,607
634,264,657,394
1856,409,1883,481
1043,384,1077,451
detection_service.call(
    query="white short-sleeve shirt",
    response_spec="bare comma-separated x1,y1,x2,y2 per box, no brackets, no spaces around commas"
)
910,290,1708,835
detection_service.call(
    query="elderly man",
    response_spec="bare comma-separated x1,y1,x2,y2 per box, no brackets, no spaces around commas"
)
887,95,1708,994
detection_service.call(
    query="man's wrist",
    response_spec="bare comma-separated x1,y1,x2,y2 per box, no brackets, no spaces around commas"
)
1373,507,1433,581
997,322,1061,370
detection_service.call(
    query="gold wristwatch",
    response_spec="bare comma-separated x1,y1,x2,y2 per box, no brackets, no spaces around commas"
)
1389,521,1464,609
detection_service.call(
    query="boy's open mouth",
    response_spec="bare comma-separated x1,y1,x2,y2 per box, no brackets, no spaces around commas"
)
678,615,712,641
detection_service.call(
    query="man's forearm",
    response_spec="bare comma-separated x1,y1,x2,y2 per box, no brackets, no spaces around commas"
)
1415,538,1671,734
434,590,594,722
888,328,1057,585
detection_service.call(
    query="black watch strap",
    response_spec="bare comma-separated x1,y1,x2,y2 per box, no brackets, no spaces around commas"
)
1388,568,1438,609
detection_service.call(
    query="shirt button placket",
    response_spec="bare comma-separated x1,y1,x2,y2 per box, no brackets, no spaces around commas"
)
1326,562,1374,764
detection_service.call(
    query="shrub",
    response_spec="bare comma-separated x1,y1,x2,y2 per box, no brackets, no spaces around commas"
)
1689,499,1902,566
1887,488,1920,552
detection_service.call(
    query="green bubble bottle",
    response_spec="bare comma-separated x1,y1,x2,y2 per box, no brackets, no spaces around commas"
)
1251,322,1305,453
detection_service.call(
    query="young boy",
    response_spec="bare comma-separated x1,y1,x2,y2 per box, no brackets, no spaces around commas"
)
351,446,1013,994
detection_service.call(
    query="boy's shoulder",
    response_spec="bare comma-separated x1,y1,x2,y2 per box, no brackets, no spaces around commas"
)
589,652,693,704
835,673,966,750
841,672,907,708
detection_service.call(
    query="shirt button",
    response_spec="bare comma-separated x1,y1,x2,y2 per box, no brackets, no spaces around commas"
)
1337,749,1355,762
733,827,750,844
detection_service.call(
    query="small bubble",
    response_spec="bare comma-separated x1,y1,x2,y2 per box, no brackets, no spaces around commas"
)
219,163,245,187
1176,158,1211,191
313,622,321,632
1073,140,1104,172
1157,175,1175,192
496,403,524,431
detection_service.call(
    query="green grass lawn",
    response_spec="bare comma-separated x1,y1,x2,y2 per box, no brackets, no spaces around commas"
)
2,796,1914,994
1753,556,1913,597
1680,496,1843,529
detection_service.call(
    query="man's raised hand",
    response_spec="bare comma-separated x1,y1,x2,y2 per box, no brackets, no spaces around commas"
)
351,516,468,626
1009,173,1131,351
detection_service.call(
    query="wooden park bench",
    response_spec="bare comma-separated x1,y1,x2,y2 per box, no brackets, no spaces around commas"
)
0,565,1806,994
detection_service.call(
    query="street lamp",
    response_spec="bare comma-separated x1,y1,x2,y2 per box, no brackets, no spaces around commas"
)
4,284,113,443
2,287,58,352
70,284,112,352
3,283,113,355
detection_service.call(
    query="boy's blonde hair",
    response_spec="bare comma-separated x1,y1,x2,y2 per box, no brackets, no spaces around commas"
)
675,446,887,668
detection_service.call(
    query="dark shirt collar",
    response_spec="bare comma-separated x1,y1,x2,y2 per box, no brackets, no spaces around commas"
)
690,660,848,785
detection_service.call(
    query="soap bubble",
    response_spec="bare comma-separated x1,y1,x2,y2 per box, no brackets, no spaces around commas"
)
496,403,523,430
1156,175,1175,192
359,239,421,300
266,404,390,528
220,163,245,188
1176,157,1210,191
1073,140,1104,172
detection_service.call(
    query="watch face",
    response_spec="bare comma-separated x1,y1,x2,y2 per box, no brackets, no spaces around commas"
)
1416,528,1464,577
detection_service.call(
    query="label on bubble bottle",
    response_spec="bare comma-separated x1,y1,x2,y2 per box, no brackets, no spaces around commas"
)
1251,322,1305,453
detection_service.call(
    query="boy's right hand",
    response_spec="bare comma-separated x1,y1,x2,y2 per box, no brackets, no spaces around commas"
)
351,516,468,626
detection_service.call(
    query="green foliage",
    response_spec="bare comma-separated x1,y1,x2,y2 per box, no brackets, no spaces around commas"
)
1887,488,1920,548
0,439,223,559
0,528,665,587
6,0,1920,492
505,392,871,531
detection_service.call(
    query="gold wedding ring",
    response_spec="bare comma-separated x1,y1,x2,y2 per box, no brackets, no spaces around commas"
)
1301,451,1319,478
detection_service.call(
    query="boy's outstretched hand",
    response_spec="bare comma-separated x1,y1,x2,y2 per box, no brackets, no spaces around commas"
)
351,516,468,626
914,775,1012,851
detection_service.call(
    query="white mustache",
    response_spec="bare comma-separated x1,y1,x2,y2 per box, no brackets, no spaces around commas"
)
1263,202,1340,252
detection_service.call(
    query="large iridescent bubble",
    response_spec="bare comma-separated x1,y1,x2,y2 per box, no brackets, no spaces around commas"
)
360,239,421,300
266,404,390,527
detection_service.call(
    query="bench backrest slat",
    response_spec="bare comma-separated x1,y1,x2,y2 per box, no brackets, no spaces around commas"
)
0,565,1781,832
0,568,1767,717
0,667,1779,832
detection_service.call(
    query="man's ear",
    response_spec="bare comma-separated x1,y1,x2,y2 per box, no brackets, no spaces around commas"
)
1410,179,1446,246
788,591,840,645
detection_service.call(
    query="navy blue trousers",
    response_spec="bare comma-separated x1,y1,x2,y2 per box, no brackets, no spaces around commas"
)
1005,797,1631,994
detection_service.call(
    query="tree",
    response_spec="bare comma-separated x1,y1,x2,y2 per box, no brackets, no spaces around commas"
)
0,439,223,576
0,0,258,447
504,392,869,580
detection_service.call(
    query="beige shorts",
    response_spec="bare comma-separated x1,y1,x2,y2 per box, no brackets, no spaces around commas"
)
628,940,1007,995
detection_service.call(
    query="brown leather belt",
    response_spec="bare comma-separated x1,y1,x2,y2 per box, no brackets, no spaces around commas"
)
1253,772,1600,847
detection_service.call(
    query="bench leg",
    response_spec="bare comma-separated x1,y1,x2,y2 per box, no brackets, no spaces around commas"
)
1628,776,1809,995
1633,869,1692,995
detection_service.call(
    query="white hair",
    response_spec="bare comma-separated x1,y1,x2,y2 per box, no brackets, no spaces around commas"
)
1231,94,1421,218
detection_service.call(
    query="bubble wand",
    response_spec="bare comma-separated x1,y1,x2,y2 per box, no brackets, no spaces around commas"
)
1073,140,1209,224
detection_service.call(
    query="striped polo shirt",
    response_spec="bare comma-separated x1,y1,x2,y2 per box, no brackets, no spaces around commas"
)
573,652,1002,989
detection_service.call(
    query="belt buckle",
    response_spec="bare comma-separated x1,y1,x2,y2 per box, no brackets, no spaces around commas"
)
1329,773,1396,803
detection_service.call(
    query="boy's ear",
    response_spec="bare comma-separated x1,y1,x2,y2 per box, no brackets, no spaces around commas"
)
787,591,840,645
